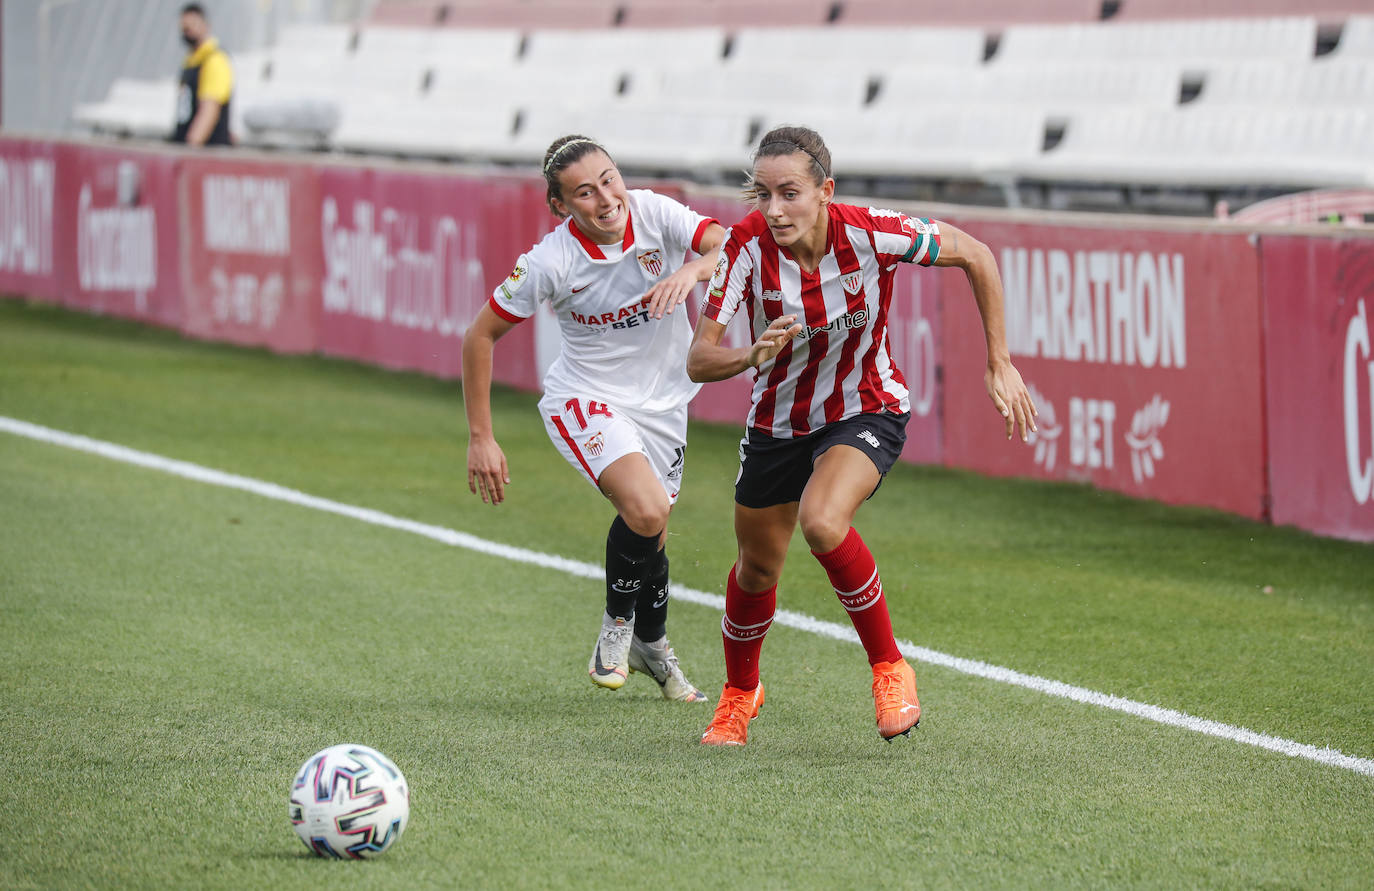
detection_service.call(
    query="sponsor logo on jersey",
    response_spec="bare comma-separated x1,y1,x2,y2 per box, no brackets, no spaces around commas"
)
638,248,664,277
841,272,862,296
570,282,590,294
761,289,784,302
584,431,605,457
800,309,869,341
569,296,656,328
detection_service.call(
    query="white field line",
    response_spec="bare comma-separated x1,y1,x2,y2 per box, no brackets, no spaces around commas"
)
4,414,1372,779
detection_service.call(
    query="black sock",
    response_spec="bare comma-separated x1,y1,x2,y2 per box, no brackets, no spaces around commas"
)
634,548,670,644
605,515,661,621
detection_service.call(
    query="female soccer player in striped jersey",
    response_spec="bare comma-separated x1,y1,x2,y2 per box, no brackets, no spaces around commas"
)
687,126,1037,744
464,135,725,703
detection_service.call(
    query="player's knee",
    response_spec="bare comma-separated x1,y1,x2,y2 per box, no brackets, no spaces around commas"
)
618,495,670,538
798,509,848,554
735,552,782,592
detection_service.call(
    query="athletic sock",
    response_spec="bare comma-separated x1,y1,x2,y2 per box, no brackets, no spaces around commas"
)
633,547,670,645
721,564,776,691
813,527,902,666
605,515,661,621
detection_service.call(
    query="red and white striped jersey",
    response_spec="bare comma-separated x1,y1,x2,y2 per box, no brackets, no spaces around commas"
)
701,203,940,438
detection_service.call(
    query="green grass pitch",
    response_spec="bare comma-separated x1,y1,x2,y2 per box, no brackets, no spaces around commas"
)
1,299,1372,888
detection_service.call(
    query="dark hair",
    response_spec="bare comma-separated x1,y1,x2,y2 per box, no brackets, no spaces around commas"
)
542,135,614,218
752,126,832,186
180,3,207,17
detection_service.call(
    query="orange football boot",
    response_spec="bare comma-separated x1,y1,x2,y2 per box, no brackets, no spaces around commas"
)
699,683,765,746
872,659,921,740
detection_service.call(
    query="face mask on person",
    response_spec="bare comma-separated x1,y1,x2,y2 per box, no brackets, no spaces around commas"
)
182,30,198,49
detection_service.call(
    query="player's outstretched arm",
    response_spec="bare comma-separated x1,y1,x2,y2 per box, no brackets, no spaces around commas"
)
687,315,802,383
462,304,518,504
643,223,726,319
931,220,1038,442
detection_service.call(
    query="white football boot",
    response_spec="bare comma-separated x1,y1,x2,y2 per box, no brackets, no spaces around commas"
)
629,636,707,703
588,613,634,689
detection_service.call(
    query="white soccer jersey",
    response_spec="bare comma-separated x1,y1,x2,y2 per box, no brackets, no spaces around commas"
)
702,203,940,438
490,189,716,413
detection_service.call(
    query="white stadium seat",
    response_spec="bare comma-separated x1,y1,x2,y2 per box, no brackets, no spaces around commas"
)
1023,106,1374,188
877,63,1182,118
330,97,519,159
522,27,727,70
1332,15,1374,59
1196,59,1374,107
72,78,177,138
726,26,987,71
997,17,1319,68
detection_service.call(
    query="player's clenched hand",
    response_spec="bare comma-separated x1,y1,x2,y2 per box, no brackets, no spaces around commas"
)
467,437,510,505
642,267,697,319
985,359,1038,442
748,315,803,369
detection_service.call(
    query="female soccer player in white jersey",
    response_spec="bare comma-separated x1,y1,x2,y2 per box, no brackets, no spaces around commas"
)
687,126,1037,744
463,135,725,703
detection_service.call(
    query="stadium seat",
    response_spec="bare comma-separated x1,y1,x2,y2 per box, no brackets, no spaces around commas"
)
876,63,1182,118
770,105,1048,182
839,0,1103,27
429,62,625,112
72,77,177,138
1195,59,1374,108
330,96,519,158
996,17,1319,67
1023,106,1374,187
511,104,755,174
272,23,356,54
726,26,986,70
1332,15,1374,59
355,25,523,70
522,27,727,68
623,64,870,120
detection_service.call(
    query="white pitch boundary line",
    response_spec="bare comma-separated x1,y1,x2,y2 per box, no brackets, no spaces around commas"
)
4,414,1372,779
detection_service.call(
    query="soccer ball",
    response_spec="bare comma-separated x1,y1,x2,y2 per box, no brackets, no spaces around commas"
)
289,744,410,859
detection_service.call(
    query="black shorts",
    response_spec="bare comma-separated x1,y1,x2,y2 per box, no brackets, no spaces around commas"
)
734,412,909,509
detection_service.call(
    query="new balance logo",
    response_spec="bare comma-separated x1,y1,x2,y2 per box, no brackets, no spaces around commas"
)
761,289,784,301
857,429,880,449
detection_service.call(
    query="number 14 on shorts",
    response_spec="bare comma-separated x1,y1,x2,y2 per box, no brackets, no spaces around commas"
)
564,398,613,430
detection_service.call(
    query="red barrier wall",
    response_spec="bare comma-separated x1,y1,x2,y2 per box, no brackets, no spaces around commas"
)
0,138,61,301
316,164,543,389
59,143,183,328
179,157,321,352
939,219,1268,520
1263,235,1374,541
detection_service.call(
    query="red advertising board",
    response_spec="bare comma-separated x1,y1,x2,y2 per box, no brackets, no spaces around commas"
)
0,138,62,301
1262,234,1374,541
179,156,321,352
938,218,1267,519
315,164,543,388
58,142,182,328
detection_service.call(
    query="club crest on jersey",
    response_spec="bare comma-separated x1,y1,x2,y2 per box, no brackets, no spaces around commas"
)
584,432,605,457
708,252,729,290
638,249,664,277
841,272,863,296
500,254,530,302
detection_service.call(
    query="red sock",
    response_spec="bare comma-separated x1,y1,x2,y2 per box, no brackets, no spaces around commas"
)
813,527,902,666
721,564,775,691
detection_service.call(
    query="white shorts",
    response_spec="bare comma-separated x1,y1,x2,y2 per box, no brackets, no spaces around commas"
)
538,392,688,501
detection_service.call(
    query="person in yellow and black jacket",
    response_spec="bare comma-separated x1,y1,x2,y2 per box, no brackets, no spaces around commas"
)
173,3,233,146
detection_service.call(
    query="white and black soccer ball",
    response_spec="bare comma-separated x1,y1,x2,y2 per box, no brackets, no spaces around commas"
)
289,744,409,859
